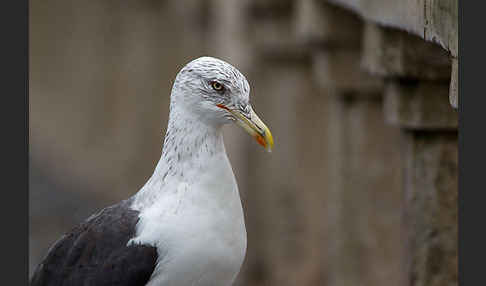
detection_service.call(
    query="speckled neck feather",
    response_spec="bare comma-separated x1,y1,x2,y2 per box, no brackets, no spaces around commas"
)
132,102,225,210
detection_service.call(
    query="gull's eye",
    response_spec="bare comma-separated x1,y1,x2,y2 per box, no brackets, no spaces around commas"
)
210,81,224,92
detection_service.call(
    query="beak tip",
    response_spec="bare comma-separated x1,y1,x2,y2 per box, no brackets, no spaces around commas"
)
231,105,274,153
265,133,274,153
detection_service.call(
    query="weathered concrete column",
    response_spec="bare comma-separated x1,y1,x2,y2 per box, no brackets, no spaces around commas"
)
449,58,458,109
297,1,405,286
362,22,458,286
238,1,335,285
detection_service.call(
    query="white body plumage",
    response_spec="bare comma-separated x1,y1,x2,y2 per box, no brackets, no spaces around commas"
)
131,140,247,286
128,57,251,286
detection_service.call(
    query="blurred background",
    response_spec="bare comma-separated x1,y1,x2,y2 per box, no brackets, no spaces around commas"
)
30,0,458,285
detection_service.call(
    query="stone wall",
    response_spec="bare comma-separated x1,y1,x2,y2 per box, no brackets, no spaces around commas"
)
219,0,458,285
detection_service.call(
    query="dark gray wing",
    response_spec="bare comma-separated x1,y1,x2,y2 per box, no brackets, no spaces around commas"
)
30,199,158,286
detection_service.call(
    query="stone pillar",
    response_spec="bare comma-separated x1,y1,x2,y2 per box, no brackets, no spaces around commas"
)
298,1,405,286
239,1,334,285
362,22,458,286
449,58,458,109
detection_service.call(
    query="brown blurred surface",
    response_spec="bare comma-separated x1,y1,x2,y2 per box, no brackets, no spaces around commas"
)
30,1,456,285
30,0,208,276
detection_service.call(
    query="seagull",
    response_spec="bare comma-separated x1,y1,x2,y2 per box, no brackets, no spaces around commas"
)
30,56,274,286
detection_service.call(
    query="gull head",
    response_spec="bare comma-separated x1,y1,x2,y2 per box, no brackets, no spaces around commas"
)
171,56,274,152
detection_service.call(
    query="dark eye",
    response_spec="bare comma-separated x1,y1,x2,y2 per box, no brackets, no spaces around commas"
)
210,81,224,92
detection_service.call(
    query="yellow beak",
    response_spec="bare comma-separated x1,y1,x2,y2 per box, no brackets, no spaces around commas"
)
217,104,274,152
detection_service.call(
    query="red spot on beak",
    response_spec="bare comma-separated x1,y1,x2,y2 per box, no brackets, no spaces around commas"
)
255,135,267,148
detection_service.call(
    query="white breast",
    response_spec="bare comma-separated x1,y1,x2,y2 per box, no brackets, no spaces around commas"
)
130,152,247,286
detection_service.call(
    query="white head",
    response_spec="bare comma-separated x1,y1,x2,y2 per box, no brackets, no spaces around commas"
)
170,56,273,151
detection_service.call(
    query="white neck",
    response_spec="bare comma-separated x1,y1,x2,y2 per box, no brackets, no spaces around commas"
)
132,103,227,209
128,98,247,286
